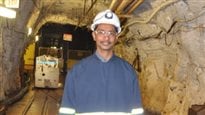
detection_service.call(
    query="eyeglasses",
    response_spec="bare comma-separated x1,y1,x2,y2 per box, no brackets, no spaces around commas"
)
95,30,117,37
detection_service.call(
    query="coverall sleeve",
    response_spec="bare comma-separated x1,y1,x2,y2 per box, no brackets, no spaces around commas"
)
130,68,144,115
133,72,143,107
59,69,76,115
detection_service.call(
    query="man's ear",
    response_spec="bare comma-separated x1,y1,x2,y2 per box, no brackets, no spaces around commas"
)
116,35,119,40
92,32,96,41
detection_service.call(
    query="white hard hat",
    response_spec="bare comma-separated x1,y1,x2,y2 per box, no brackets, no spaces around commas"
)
91,9,121,33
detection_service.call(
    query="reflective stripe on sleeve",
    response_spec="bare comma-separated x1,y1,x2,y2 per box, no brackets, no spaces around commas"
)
59,107,76,114
76,112,131,115
131,108,144,115
59,107,143,115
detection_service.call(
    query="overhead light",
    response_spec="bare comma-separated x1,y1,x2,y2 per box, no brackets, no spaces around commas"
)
28,27,32,36
0,6,16,18
35,35,39,42
63,33,72,41
4,0,20,8
51,46,57,49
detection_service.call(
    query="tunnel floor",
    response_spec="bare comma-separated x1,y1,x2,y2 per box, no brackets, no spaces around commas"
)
5,73,65,115
6,88,63,115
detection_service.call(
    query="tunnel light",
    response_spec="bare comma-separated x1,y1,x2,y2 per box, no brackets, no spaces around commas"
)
28,28,32,36
35,35,39,42
63,33,72,41
51,46,57,49
4,0,20,8
0,6,16,18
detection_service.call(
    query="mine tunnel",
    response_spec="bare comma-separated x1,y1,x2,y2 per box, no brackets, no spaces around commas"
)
0,0,205,115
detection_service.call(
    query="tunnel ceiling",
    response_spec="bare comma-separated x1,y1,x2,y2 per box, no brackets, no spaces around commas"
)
26,0,145,35
26,0,109,35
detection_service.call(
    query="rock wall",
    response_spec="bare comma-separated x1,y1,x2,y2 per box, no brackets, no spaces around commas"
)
115,0,205,114
0,18,4,101
0,0,34,101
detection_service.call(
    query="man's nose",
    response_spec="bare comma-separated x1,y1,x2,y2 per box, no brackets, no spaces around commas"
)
103,35,110,40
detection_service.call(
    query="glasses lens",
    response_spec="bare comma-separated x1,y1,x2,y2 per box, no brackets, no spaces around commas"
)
95,30,116,37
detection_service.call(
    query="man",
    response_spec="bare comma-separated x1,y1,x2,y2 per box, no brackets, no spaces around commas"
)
59,9,143,115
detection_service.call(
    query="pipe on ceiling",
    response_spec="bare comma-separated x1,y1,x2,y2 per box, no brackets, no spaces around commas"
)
125,0,144,14
117,0,144,21
115,0,134,14
108,0,144,27
109,0,144,17
109,0,122,11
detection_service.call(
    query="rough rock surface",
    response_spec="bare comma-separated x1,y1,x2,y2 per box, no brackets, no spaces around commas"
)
115,0,205,114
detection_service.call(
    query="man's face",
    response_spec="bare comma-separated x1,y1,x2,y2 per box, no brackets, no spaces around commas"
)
92,24,118,52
